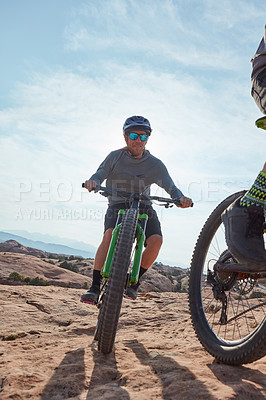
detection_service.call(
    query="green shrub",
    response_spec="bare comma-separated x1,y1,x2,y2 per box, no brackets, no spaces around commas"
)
2,334,18,341
171,269,182,277
7,272,49,286
59,260,79,273
168,274,174,283
29,276,50,286
8,272,24,281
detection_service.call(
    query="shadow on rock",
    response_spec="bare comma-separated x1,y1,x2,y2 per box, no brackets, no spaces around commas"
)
208,362,266,399
86,344,129,399
126,340,217,400
40,348,85,400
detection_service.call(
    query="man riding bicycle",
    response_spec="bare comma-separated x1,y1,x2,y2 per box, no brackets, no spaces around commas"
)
81,115,192,303
222,26,266,271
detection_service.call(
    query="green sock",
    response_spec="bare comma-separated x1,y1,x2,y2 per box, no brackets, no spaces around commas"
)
240,171,266,211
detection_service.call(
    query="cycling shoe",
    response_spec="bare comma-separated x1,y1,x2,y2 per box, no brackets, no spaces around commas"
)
80,285,100,304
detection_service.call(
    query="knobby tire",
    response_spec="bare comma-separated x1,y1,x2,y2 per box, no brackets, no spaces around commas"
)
189,191,266,365
98,208,138,354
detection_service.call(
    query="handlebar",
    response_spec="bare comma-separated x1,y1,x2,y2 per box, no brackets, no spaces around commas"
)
82,183,193,208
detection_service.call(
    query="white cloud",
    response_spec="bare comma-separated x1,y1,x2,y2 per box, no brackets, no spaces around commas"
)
1,0,265,265
1,58,264,265
64,0,246,72
203,0,265,30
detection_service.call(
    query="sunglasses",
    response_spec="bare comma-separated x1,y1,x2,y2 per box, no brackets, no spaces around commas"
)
128,132,149,141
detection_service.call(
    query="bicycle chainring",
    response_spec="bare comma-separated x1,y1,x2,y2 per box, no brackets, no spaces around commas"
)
215,250,238,290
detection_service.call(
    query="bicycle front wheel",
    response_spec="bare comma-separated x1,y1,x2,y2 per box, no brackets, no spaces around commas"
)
189,191,266,365
98,207,138,354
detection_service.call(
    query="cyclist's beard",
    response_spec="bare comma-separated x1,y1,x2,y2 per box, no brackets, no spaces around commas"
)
125,141,146,158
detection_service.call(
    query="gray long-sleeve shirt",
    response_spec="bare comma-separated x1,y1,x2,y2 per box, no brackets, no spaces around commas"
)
89,148,183,205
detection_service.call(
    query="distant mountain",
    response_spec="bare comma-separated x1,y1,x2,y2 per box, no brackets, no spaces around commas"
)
0,240,48,258
6,230,96,253
0,231,95,258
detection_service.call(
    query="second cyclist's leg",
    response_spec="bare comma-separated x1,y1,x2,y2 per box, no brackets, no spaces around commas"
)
222,162,266,269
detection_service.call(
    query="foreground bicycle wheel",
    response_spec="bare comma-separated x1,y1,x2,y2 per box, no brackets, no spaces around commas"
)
93,284,106,342
98,208,138,354
189,191,266,365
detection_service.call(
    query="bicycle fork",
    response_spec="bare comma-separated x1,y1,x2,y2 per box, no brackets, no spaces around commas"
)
101,210,148,286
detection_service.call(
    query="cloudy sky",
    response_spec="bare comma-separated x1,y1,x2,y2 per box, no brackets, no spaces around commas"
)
1,0,266,266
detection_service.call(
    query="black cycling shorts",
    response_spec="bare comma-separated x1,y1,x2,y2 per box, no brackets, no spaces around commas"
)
104,203,162,240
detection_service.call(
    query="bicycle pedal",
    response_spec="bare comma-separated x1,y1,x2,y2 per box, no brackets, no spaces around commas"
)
124,294,135,300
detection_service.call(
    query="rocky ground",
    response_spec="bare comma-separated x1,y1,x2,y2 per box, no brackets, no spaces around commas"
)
0,242,265,399
0,284,265,400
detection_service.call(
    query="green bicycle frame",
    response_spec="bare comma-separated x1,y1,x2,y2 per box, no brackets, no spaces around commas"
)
130,213,148,283
101,210,148,285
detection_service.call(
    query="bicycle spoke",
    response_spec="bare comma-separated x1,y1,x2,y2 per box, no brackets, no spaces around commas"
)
189,190,266,364
201,218,266,343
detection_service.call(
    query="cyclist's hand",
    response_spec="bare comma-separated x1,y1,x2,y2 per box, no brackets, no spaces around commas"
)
84,180,98,192
177,196,193,208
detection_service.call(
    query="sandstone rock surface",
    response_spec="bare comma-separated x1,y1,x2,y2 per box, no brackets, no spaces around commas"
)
0,285,265,400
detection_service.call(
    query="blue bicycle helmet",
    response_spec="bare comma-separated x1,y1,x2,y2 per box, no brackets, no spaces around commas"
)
123,115,152,135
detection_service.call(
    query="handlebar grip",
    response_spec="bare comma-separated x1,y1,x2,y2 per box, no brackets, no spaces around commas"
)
174,200,182,207
82,183,99,191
